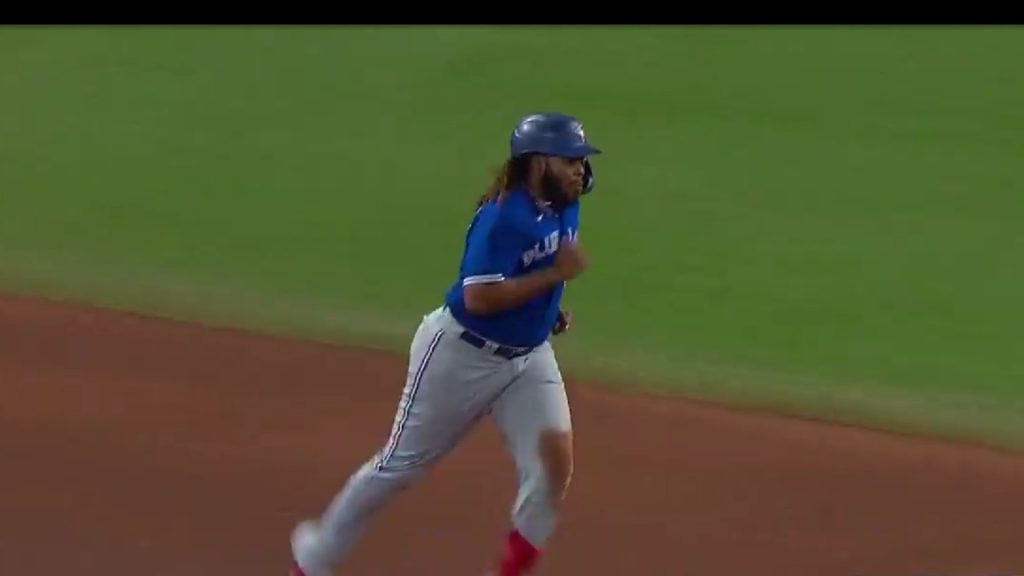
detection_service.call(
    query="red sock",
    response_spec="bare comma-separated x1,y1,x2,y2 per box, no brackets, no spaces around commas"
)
498,530,541,576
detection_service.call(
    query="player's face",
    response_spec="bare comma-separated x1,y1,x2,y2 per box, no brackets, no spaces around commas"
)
543,156,586,203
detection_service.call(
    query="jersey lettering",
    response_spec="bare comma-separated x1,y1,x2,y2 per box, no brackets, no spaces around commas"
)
521,230,560,268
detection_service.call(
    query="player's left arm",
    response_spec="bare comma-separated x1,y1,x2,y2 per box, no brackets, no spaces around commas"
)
552,309,572,335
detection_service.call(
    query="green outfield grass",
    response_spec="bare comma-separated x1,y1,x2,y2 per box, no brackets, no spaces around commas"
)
2,26,1022,448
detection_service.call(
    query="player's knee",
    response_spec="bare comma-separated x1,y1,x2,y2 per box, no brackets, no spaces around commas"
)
539,429,573,505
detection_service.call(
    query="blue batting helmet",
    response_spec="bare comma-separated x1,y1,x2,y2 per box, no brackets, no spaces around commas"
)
510,112,601,194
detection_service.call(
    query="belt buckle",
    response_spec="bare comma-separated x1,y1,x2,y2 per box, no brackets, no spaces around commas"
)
461,330,526,359
503,344,528,359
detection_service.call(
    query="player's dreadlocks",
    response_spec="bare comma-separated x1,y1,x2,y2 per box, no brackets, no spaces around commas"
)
477,155,533,209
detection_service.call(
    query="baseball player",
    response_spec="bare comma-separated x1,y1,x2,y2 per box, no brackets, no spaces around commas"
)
290,112,601,576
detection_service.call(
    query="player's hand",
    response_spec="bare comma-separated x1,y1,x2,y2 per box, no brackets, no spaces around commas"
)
552,309,572,335
554,239,588,282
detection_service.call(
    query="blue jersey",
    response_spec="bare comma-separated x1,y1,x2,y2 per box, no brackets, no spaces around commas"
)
445,188,580,349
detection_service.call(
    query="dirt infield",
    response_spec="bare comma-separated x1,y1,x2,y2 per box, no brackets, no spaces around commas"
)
2,293,1023,576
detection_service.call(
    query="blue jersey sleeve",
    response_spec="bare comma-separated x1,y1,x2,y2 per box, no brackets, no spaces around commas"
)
460,201,526,287
560,201,580,242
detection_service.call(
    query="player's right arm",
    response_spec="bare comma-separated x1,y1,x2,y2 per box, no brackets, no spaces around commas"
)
464,246,586,315
461,208,588,316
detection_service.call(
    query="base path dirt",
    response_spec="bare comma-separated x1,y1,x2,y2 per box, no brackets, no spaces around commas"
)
2,293,1023,576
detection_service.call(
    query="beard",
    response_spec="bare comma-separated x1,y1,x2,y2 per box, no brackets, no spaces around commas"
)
539,166,576,211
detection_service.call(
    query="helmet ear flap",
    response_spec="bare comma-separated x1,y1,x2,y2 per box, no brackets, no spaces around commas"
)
582,158,595,194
